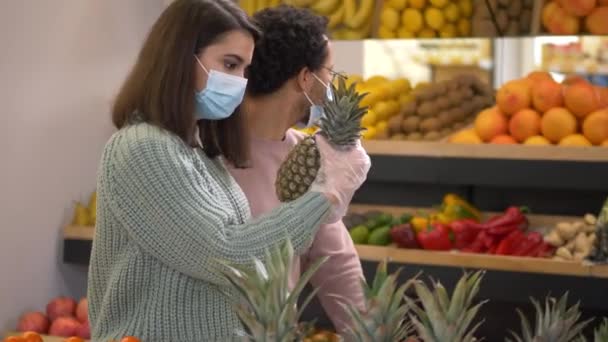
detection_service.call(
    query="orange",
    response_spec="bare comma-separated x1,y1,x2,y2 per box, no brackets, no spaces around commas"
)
559,134,592,147
582,109,608,145
540,107,578,143
22,333,42,342
120,337,141,342
524,136,552,146
490,135,518,144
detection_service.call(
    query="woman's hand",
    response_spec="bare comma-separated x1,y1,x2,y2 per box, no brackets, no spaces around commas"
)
310,135,371,223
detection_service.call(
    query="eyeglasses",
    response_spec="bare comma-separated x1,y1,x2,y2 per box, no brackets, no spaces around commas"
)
323,66,348,83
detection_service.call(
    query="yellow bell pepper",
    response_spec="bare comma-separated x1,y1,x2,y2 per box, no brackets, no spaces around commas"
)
442,194,481,222
411,217,430,233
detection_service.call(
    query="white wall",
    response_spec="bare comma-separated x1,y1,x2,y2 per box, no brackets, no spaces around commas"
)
0,0,163,331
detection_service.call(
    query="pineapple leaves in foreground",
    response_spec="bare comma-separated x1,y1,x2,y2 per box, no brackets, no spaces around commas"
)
407,270,486,342
507,293,593,342
217,240,328,342
595,318,608,342
341,260,415,342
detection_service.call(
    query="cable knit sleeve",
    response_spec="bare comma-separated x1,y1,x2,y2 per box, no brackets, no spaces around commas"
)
103,124,330,284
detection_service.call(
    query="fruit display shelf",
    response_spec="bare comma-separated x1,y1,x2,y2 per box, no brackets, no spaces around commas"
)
62,209,608,279
357,140,608,217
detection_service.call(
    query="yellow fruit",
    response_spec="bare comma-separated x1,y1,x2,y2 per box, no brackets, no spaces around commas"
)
387,0,408,10
409,0,427,9
345,74,364,88
362,126,378,140
381,7,401,30
361,110,378,128
378,26,397,38
444,2,460,22
425,7,445,30
459,0,473,17
402,9,424,33
524,136,552,146
429,0,448,8
457,18,471,36
418,28,437,38
559,134,593,147
72,202,91,226
359,90,383,108
391,78,412,94
366,75,389,86
373,101,393,121
397,27,416,38
398,93,415,107
376,120,389,133
449,129,482,144
440,23,457,37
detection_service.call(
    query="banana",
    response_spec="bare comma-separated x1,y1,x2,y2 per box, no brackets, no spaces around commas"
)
254,0,267,12
345,0,375,29
344,0,357,21
310,0,340,15
327,3,345,29
338,15,373,39
241,0,256,16
290,0,316,6
268,0,281,7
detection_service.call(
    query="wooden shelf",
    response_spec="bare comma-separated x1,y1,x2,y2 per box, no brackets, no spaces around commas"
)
363,140,608,162
355,245,597,278
64,225,94,240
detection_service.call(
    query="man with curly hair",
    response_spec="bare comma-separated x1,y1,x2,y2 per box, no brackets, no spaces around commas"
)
227,5,365,334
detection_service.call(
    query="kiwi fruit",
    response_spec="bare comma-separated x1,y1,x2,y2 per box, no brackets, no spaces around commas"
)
460,102,475,117
402,101,417,117
452,121,466,130
455,74,475,88
420,118,441,133
375,129,390,140
440,127,452,137
507,0,523,18
471,96,487,111
388,114,404,134
402,116,421,133
437,111,452,127
523,0,533,8
417,102,436,117
472,19,497,37
414,89,435,102
447,80,459,91
424,131,441,141
496,10,509,32
520,9,532,32
447,91,461,106
391,133,407,141
434,82,448,96
435,97,451,111
453,107,468,121
406,132,423,141
461,88,474,100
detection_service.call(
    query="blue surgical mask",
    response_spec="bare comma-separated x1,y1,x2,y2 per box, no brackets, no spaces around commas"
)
296,74,333,129
194,56,247,120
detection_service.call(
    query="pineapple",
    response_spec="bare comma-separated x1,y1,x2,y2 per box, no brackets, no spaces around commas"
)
508,293,592,342
341,261,415,342
276,77,368,202
595,318,608,342
218,240,329,341
406,271,487,342
590,197,608,262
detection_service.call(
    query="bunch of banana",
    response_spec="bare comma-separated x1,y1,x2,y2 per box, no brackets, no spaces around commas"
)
239,0,282,16
284,0,376,40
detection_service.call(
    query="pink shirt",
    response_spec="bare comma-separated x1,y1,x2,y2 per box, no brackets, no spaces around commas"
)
228,129,365,333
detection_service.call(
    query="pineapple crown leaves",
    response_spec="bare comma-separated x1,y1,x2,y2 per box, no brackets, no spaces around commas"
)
216,240,329,342
595,318,608,342
406,270,487,342
317,77,369,147
507,292,593,342
341,261,415,342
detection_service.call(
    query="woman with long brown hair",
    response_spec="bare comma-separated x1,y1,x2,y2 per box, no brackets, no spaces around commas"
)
87,0,370,341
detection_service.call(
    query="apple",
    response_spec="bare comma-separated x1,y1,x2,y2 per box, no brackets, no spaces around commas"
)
75,320,91,339
49,317,80,337
46,296,77,321
76,298,88,323
17,312,50,334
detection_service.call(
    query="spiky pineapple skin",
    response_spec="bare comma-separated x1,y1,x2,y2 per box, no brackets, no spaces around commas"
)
590,198,608,262
276,136,320,202
276,77,368,202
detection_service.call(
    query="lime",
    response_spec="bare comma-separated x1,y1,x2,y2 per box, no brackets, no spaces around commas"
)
350,225,370,244
367,226,392,246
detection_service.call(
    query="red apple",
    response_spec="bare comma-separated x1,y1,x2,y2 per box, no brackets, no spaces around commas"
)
46,297,77,321
75,298,88,323
75,321,91,339
49,317,80,337
17,312,50,334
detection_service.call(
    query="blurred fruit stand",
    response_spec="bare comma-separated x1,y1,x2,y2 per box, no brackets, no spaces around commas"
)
52,0,608,341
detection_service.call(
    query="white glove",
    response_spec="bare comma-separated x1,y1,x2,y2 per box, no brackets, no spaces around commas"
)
310,135,371,224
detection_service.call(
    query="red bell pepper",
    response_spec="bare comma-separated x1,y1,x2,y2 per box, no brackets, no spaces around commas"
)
495,230,525,255
512,232,543,256
482,206,530,235
450,219,482,249
417,223,453,251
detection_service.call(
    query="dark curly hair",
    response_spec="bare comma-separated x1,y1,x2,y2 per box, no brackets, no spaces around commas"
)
247,5,329,96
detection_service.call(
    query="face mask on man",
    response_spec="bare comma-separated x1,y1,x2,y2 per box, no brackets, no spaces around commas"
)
194,55,248,120
296,73,333,129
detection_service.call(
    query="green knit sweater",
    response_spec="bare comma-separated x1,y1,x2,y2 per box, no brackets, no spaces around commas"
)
87,123,330,342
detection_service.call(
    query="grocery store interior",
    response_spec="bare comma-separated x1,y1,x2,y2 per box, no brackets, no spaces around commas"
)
1,0,608,341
